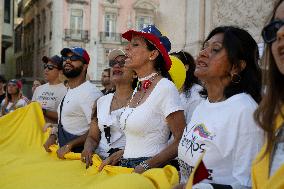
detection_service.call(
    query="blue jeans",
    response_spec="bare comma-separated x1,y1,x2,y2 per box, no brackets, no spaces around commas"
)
119,157,150,168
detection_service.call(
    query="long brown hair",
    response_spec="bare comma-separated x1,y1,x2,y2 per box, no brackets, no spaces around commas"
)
254,0,284,154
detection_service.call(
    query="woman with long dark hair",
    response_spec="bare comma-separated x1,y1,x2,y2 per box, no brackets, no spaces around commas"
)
176,26,264,189
253,0,284,188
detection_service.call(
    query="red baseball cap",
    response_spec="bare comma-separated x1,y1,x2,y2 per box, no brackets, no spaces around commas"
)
122,25,172,71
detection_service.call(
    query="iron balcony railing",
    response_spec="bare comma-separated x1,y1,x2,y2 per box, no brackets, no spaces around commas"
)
100,32,122,43
64,29,89,42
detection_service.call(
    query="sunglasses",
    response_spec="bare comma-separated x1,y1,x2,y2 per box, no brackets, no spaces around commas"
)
109,59,125,67
262,19,284,44
62,55,85,63
44,64,58,70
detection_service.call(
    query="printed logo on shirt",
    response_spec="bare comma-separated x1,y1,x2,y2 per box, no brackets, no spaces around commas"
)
37,91,58,108
181,123,215,157
178,159,213,181
192,124,215,140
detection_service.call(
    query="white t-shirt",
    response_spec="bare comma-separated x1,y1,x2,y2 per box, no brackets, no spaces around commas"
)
1,98,28,115
95,93,126,159
178,93,264,187
32,83,67,112
120,78,183,158
58,81,102,135
180,84,204,124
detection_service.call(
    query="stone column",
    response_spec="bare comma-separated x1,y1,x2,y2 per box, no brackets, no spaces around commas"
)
52,0,64,55
89,0,99,80
0,0,3,74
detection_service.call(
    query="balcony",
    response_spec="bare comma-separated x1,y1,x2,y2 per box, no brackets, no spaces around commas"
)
100,32,122,44
64,29,89,42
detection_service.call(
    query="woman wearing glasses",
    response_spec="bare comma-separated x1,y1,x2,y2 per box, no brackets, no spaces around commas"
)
1,79,28,116
170,51,204,124
81,49,136,168
253,1,284,188
176,26,264,189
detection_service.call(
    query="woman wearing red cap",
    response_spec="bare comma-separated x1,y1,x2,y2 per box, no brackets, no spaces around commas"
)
0,79,28,116
99,25,186,173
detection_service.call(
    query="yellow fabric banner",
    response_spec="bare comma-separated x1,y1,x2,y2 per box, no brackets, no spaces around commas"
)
0,102,179,189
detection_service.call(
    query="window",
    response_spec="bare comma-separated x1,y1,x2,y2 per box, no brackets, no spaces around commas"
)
4,0,11,23
107,0,116,3
70,9,83,39
136,15,152,31
104,13,116,38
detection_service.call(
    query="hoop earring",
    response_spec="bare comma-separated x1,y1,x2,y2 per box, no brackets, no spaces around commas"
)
231,73,241,84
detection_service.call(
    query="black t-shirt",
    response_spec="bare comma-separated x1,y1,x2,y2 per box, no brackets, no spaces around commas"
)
0,94,5,104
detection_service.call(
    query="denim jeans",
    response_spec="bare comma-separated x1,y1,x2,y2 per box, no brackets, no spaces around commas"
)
119,157,150,168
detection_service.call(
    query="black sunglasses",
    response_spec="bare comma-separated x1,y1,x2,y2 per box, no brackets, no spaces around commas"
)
109,59,125,67
262,19,284,44
62,55,85,63
44,64,58,70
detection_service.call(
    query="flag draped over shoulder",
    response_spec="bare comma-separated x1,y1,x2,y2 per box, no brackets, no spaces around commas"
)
0,102,179,189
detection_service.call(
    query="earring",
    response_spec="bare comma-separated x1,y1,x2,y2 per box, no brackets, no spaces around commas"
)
231,73,241,84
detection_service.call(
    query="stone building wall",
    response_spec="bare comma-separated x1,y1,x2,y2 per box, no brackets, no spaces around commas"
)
185,0,277,57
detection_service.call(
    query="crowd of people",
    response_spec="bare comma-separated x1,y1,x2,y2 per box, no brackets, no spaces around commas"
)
0,0,284,188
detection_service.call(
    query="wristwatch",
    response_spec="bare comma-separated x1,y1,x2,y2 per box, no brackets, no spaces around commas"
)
139,161,151,170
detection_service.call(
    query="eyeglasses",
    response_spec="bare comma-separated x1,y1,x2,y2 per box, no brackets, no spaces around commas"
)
262,19,284,44
62,55,84,62
44,64,58,70
109,59,125,67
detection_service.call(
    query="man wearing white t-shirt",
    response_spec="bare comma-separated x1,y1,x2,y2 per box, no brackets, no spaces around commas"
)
32,55,67,125
43,47,102,159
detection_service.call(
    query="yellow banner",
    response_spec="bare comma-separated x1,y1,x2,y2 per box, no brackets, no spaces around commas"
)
0,102,178,189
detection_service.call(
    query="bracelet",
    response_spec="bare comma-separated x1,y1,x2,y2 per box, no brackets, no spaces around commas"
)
139,161,151,171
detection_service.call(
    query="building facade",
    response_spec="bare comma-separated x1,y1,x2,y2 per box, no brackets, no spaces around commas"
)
1,0,278,82
1,0,15,77
184,0,277,57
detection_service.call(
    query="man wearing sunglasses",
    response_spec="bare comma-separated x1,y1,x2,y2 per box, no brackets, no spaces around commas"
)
43,47,102,159
32,55,67,132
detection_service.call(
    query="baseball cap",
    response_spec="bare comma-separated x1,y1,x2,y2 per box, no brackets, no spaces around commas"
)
9,79,22,90
108,49,126,61
42,55,63,70
122,25,172,71
60,47,90,64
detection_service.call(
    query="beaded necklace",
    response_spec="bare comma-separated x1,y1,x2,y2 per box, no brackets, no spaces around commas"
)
119,73,159,130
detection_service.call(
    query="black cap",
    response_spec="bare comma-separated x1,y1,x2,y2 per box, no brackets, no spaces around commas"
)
42,55,63,70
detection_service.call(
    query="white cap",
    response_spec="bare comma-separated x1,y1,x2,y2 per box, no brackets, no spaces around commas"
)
108,49,125,61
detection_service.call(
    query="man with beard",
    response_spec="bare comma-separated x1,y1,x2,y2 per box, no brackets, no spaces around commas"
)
43,47,102,159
